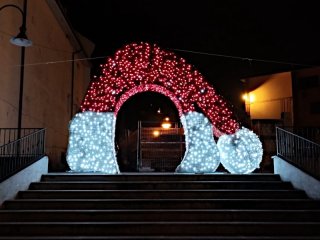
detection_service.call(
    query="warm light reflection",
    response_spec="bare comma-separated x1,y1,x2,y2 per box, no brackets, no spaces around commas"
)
153,130,160,137
249,94,255,103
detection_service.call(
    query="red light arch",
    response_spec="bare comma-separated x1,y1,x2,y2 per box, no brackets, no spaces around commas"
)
81,42,239,135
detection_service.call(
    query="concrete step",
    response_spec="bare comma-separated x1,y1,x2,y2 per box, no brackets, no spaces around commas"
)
1,173,319,238
0,222,319,237
28,181,293,190
41,173,282,182
17,189,307,199
4,199,320,210
1,236,320,240
0,209,319,222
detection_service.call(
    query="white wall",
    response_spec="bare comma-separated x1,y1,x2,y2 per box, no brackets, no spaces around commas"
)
0,156,48,205
273,156,320,199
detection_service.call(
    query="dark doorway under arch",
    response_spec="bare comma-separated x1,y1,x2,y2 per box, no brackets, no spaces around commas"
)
115,92,183,172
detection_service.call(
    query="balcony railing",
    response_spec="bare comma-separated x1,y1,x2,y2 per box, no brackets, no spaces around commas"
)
0,128,45,182
276,127,320,179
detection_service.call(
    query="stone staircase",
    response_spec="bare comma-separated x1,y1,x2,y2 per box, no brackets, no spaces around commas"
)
0,173,320,239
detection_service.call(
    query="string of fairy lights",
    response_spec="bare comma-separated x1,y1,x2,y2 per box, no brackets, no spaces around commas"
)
176,112,221,173
67,42,263,174
81,42,239,135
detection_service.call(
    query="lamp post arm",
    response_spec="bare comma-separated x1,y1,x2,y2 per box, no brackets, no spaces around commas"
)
0,4,24,18
0,3,26,32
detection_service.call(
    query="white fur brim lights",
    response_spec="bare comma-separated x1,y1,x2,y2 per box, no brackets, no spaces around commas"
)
176,112,220,173
217,127,263,174
66,111,119,174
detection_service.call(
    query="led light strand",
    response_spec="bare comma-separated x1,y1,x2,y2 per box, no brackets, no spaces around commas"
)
176,112,220,173
67,42,263,174
115,84,183,116
217,127,263,174
67,111,119,173
81,42,239,135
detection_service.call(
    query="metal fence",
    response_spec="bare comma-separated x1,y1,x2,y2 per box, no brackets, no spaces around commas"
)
276,127,320,179
0,128,42,146
282,127,320,144
137,121,185,172
0,128,45,182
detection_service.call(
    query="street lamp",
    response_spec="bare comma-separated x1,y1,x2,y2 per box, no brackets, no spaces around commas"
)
161,117,172,129
0,0,32,47
0,0,32,139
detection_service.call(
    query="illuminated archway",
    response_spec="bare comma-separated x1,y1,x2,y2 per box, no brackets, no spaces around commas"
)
115,90,182,172
67,42,262,174
115,84,183,117
81,42,239,135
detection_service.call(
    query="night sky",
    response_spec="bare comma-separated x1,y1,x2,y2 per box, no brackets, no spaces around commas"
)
59,0,320,108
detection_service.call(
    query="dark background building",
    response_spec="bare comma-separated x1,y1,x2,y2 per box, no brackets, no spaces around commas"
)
59,0,320,111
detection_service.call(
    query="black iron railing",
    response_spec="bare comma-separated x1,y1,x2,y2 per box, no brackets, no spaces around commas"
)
0,128,42,146
276,127,320,179
282,126,320,144
0,128,45,182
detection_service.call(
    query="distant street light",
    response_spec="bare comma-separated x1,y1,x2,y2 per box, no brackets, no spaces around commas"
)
242,92,255,116
242,93,255,104
0,0,32,138
161,117,171,129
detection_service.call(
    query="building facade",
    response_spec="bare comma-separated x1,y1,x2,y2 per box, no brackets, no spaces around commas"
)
0,0,93,170
242,67,320,171
292,66,320,127
243,67,320,127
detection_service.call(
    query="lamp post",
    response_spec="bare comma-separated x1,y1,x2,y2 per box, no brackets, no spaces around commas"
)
0,0,32,139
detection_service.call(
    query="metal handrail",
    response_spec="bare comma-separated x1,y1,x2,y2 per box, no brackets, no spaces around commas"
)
0,128,43,146
0,128,46,182
276,127,320,179
281,126,320,144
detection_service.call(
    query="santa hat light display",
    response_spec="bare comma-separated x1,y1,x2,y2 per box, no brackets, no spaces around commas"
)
67,42,262,174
